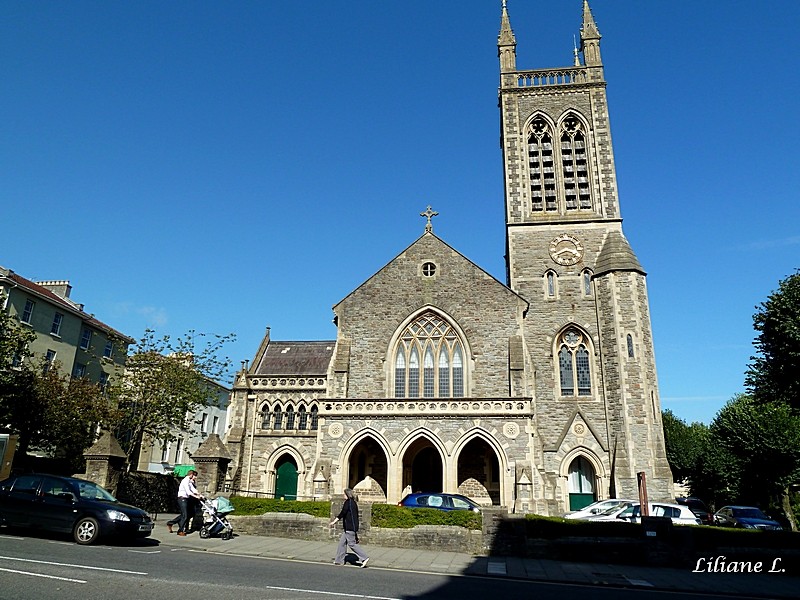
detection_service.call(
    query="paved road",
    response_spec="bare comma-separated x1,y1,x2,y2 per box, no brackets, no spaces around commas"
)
0,530,763,600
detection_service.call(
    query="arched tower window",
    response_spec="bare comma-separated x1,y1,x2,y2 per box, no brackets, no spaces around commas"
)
545,270,557,298
560,114,592,210
627,334,635,358
557,328,592,396
582,269,593,297
392,311,466,398
527,116,556,212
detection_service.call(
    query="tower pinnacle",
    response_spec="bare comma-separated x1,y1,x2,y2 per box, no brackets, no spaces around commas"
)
580,0,603,68
498,0,516,73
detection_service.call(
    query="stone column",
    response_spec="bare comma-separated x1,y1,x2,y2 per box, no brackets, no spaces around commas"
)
191,433,232,496
81,431,127,495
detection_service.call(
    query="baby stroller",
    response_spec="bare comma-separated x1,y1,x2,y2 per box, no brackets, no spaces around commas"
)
198,496,234,540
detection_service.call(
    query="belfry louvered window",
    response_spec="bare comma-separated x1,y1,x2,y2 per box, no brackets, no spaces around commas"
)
560,115,592,210
393,312,465,398
528,117,557,212
558,328,592,396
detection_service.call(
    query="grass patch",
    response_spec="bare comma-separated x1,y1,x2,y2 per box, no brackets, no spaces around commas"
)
371,503,481,530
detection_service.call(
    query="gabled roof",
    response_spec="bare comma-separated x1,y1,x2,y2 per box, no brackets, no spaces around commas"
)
332,230,528,312
252,340,335,376
0,267,134,343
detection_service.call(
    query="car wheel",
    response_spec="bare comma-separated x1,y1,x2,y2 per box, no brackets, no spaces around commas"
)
73,517,101,545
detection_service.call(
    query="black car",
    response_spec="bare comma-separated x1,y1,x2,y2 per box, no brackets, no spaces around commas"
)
398,492,481,513
676,497,714,525
0,473,154,544
714,505,783,531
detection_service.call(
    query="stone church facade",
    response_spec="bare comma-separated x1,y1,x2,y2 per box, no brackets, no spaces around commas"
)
224,1,673,515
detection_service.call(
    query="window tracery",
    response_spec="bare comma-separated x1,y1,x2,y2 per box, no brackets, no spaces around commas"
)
557,328,592,396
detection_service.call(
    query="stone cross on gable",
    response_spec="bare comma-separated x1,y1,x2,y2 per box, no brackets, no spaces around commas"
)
420,205,439,233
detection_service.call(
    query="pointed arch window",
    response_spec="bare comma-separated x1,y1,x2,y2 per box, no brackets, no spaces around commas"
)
285,405,295,430
310,406,319,430
298,406,308,430
582,269,593,297
273,405,283,429
545,270,557,298
560,114,592,211
528,117,557,212
558,328,592,396
392,311,466,398
261,406,271,429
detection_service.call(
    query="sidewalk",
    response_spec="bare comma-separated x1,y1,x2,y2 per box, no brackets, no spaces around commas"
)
150,514,797,598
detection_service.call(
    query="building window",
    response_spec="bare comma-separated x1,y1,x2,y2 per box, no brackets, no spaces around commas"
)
285,406,295,430
558,328,592,396
261,407,271,429
546,271,557,297
392,311,466,398
422,262,436,277
44,349,56,373
273,406,283,429
298,406,308,430
582,270,592,296
175,438,184,464
79,329,92,350
212,415,219,434
627,334,635,358
161,441,171,463
51,312,63,335
528,116,556,212
310,406,319,430
99,371,109,391
103,339,113,358
21,299,34,324
200,413,208,434
560,115,592,210
72,363,86,378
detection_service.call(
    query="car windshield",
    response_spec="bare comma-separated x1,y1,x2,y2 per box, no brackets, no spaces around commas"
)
599,502,631,516
732,508,768,519
76,481,118,502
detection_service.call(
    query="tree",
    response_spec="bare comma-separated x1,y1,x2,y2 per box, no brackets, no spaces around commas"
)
111,329,234,469
661,409,710,483
745,270,800,411
711,394,800,530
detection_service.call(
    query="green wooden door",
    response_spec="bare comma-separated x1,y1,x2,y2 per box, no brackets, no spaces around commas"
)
274,456,298,500
567,456,596,511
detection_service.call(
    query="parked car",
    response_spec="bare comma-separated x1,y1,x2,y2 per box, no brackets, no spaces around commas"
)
676,496,714,525
563,498,636,520
0,473,154,545
714,506,783,531
594,502,700,525
585,501,637,521
398,492,481,513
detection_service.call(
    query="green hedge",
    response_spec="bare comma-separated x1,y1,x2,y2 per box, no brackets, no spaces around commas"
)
524,514,641,539
371,503,482,530
229,496,331,518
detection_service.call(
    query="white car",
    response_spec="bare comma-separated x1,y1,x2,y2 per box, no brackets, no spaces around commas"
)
563,499,636,520
612,502,701,525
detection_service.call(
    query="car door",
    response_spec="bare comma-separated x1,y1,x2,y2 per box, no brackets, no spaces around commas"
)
38,476,78,532
3,474,44,527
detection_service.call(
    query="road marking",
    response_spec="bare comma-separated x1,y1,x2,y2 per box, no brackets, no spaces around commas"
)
129,549,161,554
0,555,147,575
261,585,402,600
0,566,86,583
487,560,507,575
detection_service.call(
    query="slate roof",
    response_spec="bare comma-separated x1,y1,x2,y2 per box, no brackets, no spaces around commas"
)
252,341,335,376
594,231,645,277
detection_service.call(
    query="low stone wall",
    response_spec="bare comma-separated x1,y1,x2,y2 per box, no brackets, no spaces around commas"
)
228,514,484,554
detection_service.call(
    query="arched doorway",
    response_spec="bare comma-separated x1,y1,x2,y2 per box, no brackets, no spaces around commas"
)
456,438,500,505
402,438,442,493
274,455,298,500
567,456,595,510
347,436,388,496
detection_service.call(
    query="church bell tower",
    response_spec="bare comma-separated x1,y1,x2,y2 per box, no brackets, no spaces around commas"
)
498,1,673,503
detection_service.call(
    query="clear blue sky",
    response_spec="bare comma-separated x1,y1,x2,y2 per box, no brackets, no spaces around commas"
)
2,1,798,425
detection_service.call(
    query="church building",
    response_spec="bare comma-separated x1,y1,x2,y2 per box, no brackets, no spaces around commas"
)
224,1,673,515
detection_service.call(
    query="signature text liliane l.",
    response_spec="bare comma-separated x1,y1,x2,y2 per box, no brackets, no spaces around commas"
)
693,556,784,573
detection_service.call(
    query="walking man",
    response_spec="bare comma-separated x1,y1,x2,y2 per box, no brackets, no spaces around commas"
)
167,469,203,536
329,488,369,567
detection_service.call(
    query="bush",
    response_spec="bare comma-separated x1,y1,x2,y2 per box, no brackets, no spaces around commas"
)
524,514,641,539
371,503,481,530
117,471,179,513
230,496,331,518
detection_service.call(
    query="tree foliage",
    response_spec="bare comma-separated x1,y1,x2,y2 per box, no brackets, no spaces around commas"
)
110,329,234,469
745,270,800,410
661,409,708,483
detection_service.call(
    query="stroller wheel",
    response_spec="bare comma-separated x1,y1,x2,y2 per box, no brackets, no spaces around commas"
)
222,530,232,541
199,526,210,539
